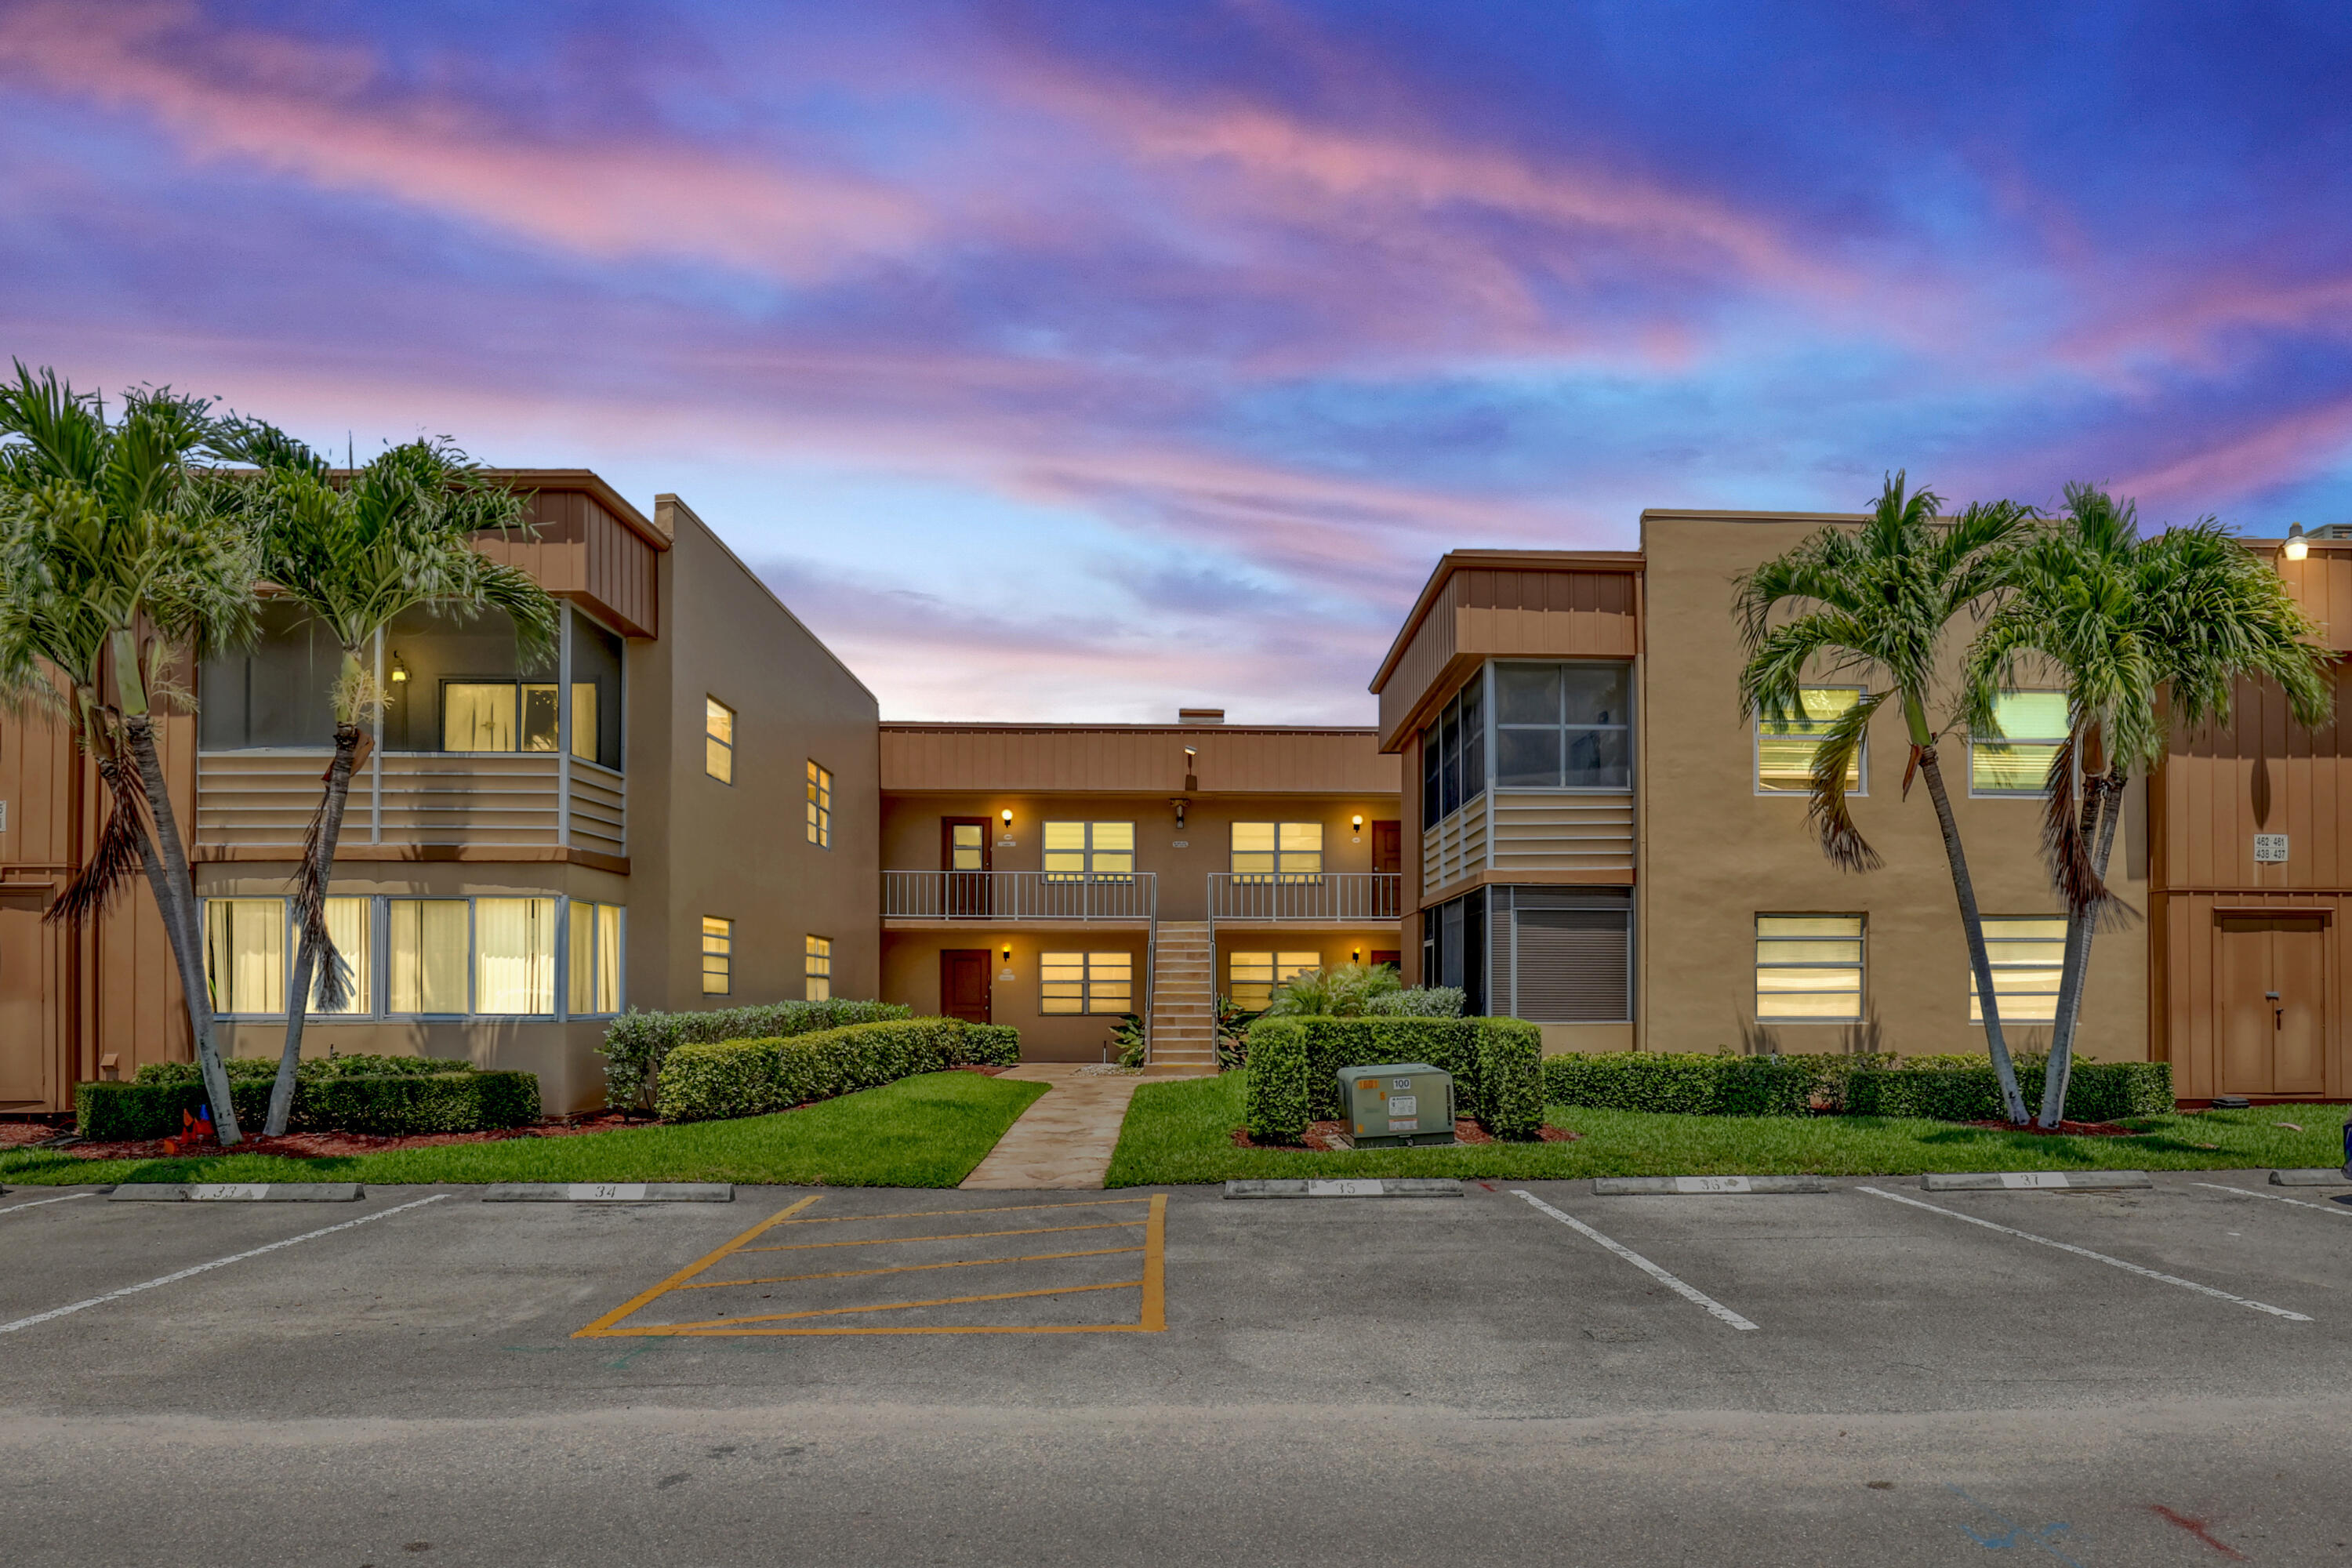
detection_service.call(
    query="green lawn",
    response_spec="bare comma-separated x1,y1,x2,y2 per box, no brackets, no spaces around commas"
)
0,1072,1048,1189
1101,1071,2350,1186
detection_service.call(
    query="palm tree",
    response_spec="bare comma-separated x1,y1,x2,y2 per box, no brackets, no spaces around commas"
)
0,363,257,1141
1965,485,2332,1127
208,423,559,1138
1736,474,2038,1123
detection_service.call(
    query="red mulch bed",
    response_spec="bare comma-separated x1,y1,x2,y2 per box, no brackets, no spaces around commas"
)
1964,1118,2145,1137
30,1111,655,1163
1231,1118,1581,1151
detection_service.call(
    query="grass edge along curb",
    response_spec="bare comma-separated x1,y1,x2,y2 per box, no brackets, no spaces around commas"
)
655,1017,1019,1122
1242,1016,1542,1144
1100,1072,2345,1186
7,1072,1050,1189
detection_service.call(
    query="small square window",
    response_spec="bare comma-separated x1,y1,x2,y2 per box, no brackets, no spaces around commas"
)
702,915,733,996
1755,913,1864,1022
705,698,735,784
1969,916,2067,1024
1972,691,2068,796
1225,951,1323,1011
1040,951,1132,1014
1755,687,1865,793
805,935,832,1001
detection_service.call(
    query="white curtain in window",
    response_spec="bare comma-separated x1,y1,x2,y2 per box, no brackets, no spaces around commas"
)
390,899,469,1014
567,901,624,1015
596,904,622,1013
204,898,285,1015
476,898,555,1014
310,896,372,1014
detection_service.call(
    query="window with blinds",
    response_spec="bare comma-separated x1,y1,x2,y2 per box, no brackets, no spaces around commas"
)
1492,887,1631,1022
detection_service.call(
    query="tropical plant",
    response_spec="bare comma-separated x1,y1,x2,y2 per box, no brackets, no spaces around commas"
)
1964,485,2332,1127
1109,1012,1148,1069
1261,960,1405,1017
1214,996,1261,1071
1736,473,2040,1123
205,423,557,1137
1361,985,1465,1017
0,363,257,1140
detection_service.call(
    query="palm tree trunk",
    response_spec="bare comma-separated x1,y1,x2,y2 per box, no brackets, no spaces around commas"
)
122,713,241,1145
267,722,363,1137
1917,745,2031,1123
2038,770,2126,1128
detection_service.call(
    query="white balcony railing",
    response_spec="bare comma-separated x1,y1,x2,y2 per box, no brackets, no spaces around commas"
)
883,870,1157,921
1208,872,1402,922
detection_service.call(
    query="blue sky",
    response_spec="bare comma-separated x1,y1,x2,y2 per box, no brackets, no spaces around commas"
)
5,1,2350,720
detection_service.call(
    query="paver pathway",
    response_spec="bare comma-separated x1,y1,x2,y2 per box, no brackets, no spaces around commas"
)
960,1065,1192,1189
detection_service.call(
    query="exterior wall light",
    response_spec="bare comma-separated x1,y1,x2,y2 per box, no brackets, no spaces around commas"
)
1000,808,1013,826
1171,797,1189,829
2284,522,2309,562
1351,814,1364,831
389,653,409,683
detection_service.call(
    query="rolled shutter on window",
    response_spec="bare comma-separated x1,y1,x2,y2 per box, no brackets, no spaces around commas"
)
1510,903,1629,1022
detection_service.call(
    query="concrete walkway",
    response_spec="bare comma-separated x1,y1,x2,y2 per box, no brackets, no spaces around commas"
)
958,1065,1160,1189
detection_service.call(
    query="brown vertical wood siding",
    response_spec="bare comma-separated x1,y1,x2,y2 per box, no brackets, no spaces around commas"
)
2161,667,2352,891
2270,547,2352,650
1375,561,1641,749
471,488,659,637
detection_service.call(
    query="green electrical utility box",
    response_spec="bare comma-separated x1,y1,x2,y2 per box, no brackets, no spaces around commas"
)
1335,1062,1456,1148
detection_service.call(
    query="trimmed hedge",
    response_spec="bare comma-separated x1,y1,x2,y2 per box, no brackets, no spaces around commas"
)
77,1069,540,1140
136,1053,474,1085
1243,1016,1544,1145
600,999,912,1109
1840,1055,2173,1123
655,1017,1022,1123
1541,1050,2175,1123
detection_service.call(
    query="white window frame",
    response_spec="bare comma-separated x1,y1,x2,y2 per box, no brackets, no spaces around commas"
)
1752,685,1867,797
1040,950,1133,1014
1225,950,1323,1011
1968,916,2067,1025
1229,822,1325,883
1969,691,2068,798
1754,913,1866,1024
1042,821,1137,881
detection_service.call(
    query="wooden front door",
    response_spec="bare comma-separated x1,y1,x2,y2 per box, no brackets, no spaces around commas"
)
942,818,991,917
2217,915,2328,1096
941,949,993,1025
1370,820,1401,916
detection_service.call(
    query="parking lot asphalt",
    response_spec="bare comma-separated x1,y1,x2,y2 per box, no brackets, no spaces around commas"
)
4,1173,2350,1565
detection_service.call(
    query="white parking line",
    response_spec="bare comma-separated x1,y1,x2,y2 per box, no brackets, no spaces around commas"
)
2193,1181,2352,1220
1856,1186,2312,1322
0,1192,95,1218
1511,1189,1759,1331
0,1194,448,1336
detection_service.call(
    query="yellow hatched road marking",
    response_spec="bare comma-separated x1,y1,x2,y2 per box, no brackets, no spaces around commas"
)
677,1245,1145,1290
771,1197,1152,1226
735,1220,1142,1254
654,1278,1143,1330
574,1192,1168,1338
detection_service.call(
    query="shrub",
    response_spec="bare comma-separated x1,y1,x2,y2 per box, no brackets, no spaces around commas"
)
600,999,911,1109
1363,986,1466,1018
136,1053,475,1085
1262,961,1403,1017
1243,1016,1544,1144
77,1069,539,1139
1543,1051,1846,1118
654,1017,1018,1123
1839,1054,2173,1123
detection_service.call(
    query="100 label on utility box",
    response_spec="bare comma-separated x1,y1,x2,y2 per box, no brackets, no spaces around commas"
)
1335,1062,1457,1148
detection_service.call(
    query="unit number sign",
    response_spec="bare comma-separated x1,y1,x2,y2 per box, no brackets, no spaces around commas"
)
2254,833,2290,863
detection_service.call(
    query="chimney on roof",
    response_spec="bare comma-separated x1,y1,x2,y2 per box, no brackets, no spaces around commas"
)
1178,707,1225,724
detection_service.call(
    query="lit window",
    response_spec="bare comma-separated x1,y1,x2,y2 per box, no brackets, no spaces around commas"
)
1755,687,1865,793
705,698,735,784
805,935,833,1001
308,896,372,1014
1972,691,2068,796
203,898,285,1015
1493,662,1632,789
1043,822,1136,880
1230,822,1323,882
1040,951,1131,1014
474,897,557,1015
568,901,624,1017
702,916,733,996
806,760,832,847
387,898,469,1014
1226,951,1323,1011
441,681,587,753
1755,914,1864,1022
1969,916,2067,1024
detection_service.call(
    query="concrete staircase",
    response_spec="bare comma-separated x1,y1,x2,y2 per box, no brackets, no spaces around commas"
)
1145,920,1218,1073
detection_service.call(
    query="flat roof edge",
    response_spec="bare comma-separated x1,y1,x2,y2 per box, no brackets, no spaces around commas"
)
1370,549,1644,695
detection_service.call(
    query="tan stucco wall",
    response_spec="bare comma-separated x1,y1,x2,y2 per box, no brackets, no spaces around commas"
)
630,498,880,1015
880,793,1400,922
1638,514,2151,1062
1538,1023,1636,1054
881,930,1146,1062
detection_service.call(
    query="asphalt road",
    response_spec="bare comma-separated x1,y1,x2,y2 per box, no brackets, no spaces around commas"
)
2,1173,2349,1566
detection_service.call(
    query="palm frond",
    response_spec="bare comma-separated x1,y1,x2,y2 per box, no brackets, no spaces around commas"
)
1807,688,1891,872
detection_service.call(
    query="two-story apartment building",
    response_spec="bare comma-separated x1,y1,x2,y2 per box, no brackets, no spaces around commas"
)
876,717,1402,1065
0,474,878,1115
